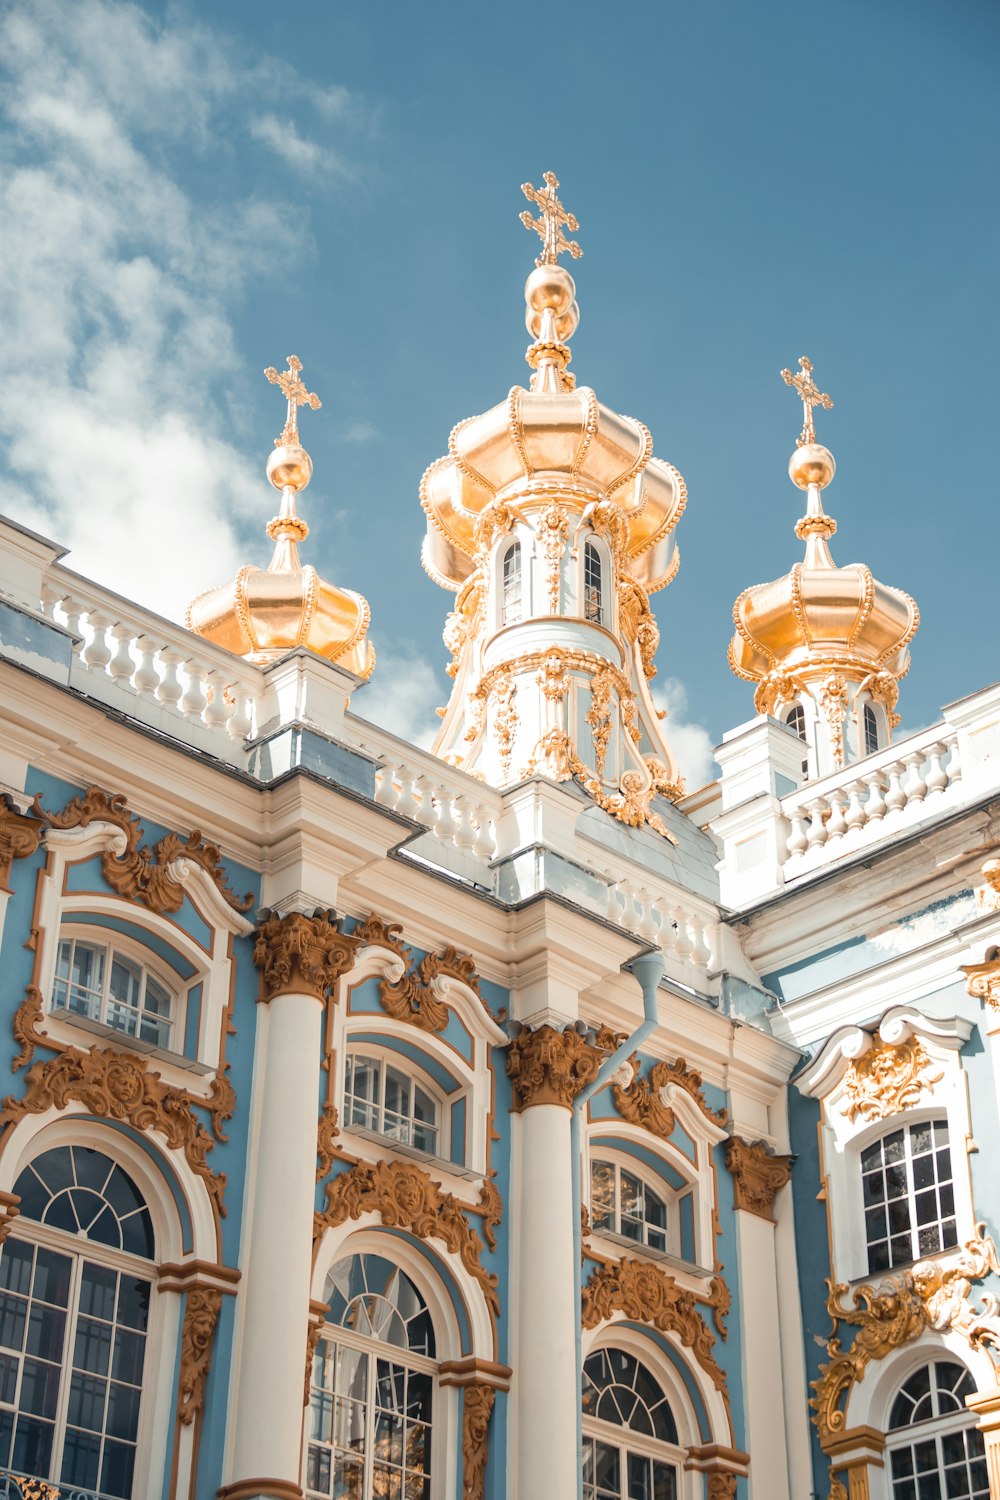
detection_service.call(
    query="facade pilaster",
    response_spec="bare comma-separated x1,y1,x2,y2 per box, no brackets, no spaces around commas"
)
966,1387,1000,1496
825,1427,885,1500
221,911,358,1500
506,1024,604,1500
722,1136,794,1500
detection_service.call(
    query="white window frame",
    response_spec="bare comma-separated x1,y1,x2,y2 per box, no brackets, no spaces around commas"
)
51,930,182,1054
578,534,613,631
589,1154,676,1258
861,700,882,757
500,538,523,627
884,1358,988,1500
581,1344,688,1500
343,1050,445,1161
860,1117,958,1276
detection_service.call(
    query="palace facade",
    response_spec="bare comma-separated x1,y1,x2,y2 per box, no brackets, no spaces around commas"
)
0,174,998,1500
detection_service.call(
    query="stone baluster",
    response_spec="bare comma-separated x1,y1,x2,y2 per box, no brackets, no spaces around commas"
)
787,808,809,856
884,760,907,815
394,766,420,821
40,584,59,620
902,750,928,806
617,881,641,933
81,611,113,673
202,670,232,731
180,660,209,721
636,889,658,942
226,687,254,742
59,595,85,658
924,741,949,796
155,648,184,710
843,778,868,833
805,798,829,849
606,881,623,924
454,796,477,853
689,916,713,969
430,783,458,842
672,905,693,963
826,788,848,841
375,760,399,808
108,624,136,687
945,739,962,789
863,769,887,823
472,805,494,859
132,635,161,697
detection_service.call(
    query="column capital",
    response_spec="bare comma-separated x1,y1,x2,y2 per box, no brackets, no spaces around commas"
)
506,1023,605,1111
253,909,359,1003
723,1135,793,1221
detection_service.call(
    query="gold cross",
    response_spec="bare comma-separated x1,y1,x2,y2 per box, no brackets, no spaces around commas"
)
264,355,322,447
520,171,583,267
780,356,834,447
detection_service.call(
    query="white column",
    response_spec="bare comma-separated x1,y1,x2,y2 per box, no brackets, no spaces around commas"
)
222,912,355,1500
507,1024,600,1500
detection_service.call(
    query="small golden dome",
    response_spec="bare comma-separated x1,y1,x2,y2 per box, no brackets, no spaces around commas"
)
187,356,375,678
728,358,918,717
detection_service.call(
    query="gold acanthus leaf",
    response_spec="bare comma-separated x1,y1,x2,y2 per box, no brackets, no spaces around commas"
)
477,1168,503,1253
462,1382,496,1500
613,1054,728,1139
0,1045,226,1219
11,987,44,1074
316,1101,340,1181
40,785,254,914
315,1159,499,1317
177,1285,223,1425
582,1256,728,1401
376,936,496,1034
841,1036,943,1124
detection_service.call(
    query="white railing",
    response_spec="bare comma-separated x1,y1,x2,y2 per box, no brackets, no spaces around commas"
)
780,725,961,879
40,565,263,761
607,878,718,980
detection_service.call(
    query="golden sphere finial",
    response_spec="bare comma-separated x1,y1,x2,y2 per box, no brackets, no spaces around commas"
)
789,442,836,491
266,443,313,493
524,263,580,342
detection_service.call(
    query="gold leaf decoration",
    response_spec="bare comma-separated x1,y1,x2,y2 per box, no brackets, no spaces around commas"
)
462,1382,496,1500
178,1285,223,1425
842,1036,943,1124
0,795,43,894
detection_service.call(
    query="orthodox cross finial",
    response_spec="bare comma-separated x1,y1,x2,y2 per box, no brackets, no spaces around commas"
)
780,356,834,448
264,355,322,448
520,172,583,267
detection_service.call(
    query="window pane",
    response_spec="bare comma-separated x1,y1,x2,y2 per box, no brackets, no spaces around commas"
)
80,1264,117,1322
0,1242,33,1298
61,1425,101,1490
11,1416,54,1478
20,1358,61,1419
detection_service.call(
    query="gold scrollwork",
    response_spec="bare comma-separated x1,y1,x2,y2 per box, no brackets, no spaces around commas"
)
0,795,43,894
506,1024,607,1112
612,1054,728,1139
177,1285,223,1425
316,1102,340,1181
462,1382,496,1500
841,1036,943,1124
723,1137,792,1222
253,910,359,1004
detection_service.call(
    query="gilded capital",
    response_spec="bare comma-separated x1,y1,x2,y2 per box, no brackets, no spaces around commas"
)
723,1136,792,1222
253,910,359,1003
0,794,43,894
505,1024,605,1112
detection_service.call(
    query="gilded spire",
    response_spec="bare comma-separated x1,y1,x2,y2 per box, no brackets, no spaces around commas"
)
781,356,834,448
520,172,583,267
265,355,322,448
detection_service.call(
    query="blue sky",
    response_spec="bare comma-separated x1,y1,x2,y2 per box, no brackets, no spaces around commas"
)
1,0,997,784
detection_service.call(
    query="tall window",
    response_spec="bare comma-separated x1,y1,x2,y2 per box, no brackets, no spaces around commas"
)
53,935,174,1049
861,1120,957,1274
344,1055,439,1156
581,1348,680,1500
584,541,604,624
785,704,806,741
863,702,880,756
501,541,522,625
0,1145,154,1499
306,1253,435,1500
590,1161,668,1253
886,1360,988,1499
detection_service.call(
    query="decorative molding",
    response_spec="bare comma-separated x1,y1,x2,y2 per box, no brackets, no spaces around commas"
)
0,1191,21,1245
216,1480,304,1500
612,1054,729,1139
0,794,43,893
0,1473,60,1499
40,785,254,915
316,1102,340,1180
253,910,359,1003
707,1274,731,1340
177,1285,223,1425
506,1024,606,1112
462,1382,496,1500
304,1297,329,1407
581,1256,727,1400
477,1168,503,1253
841,1036,942,1124
723,1137,792,1222
11,986,44,1073
352,912,410,960
812,1224,1000,1448
379,944,481,1033
964,951,1000,1012
0,1045,225,1218
315,1159,499,1317
707,1477,737,1500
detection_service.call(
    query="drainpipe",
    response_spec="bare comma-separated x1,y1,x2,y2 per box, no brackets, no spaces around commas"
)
570,947,666,1499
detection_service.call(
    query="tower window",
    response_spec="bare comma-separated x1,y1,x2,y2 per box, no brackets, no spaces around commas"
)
785,704,806,741
501,540,522,625
584,541,603,624
861,1119,956,1274
863,702,880,756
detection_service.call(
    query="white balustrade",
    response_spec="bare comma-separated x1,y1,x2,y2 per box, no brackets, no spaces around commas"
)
372,759,499,864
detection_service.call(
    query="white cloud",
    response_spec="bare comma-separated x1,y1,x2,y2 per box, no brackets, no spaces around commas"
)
0,0,360,620
652,678,718,792
342,420,378,445
353,648,445,752
249,113,351,178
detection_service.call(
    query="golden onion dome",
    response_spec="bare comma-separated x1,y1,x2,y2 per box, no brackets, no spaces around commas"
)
187,357,374,679
420,212,686,597
728,359,918,712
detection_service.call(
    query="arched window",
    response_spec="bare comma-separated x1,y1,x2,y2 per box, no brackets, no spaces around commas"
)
590,1160,668,1253
863,702,880,756
581,1348,680,1500
306,1253,435,1500
584,540,604,624
0,1145,154,1497
886,1360,988,1498
53,933,174,1049
501,540,522,625
861,1119,957,1274
344,1054,440,1157
785,704,806,742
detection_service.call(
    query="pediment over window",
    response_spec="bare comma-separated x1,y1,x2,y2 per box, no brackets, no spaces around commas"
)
796,1007,973,1115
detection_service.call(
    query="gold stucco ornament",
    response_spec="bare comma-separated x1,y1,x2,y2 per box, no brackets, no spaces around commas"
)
187,355,375,676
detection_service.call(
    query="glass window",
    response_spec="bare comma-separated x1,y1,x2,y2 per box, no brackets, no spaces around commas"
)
785,704,806,741
582,1348,679,1500
501,541,522,625
861,1120,957,1274
0,1148,153,1499
887,1361,987,1499
863,703,880,756
344,1055,440,1157
306,1254,434,1500
53,936,174,1049
584,541,603,624
591,1161,669,1253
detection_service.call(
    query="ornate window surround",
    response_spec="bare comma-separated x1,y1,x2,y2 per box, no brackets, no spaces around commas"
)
341,1044,452,1166
797,1007,976,1285
27,816,253,1101
491,524,536,632
585,1140,694,1269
